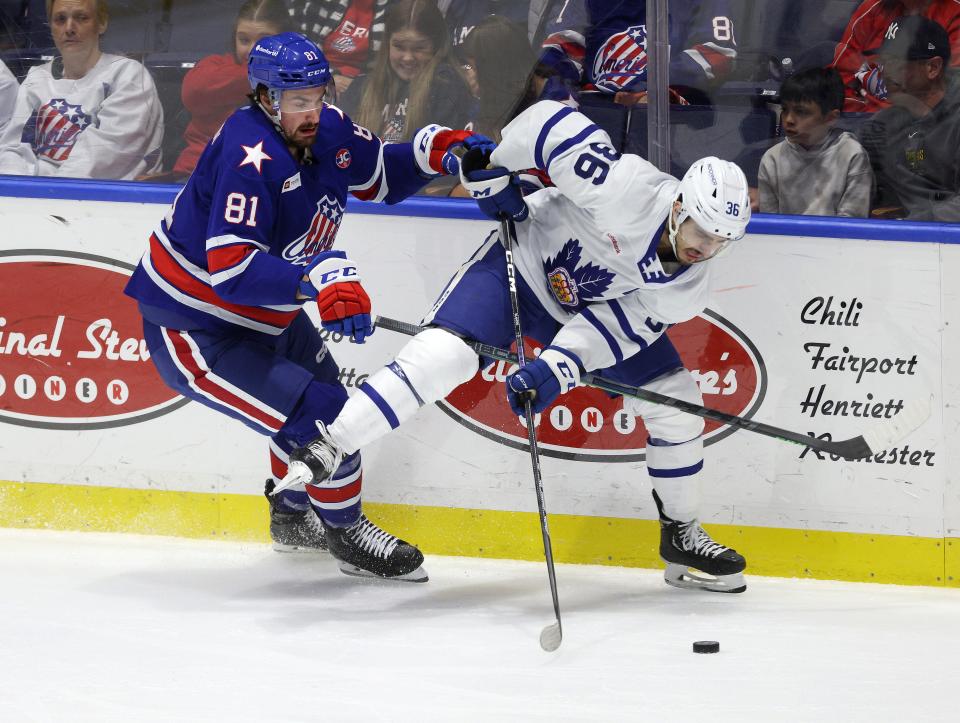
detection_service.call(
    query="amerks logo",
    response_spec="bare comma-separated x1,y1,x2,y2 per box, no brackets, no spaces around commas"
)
437,309,766,461
0,251,187,429
282,195,345,263
335,148,352,169
593,25,649,93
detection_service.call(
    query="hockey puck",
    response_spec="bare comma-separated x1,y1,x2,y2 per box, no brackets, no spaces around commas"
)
692,640,720,654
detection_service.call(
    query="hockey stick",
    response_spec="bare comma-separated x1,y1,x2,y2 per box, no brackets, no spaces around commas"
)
373,315,931,462
499,215,563,653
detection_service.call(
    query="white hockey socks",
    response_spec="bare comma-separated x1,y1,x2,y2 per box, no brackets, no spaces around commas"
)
328,328,478,453
646,435,703,522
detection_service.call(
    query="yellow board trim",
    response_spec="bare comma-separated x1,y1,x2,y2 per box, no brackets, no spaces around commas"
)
0,480,953,587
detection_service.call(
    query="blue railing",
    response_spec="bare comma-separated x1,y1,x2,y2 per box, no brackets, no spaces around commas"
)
2,175,959,244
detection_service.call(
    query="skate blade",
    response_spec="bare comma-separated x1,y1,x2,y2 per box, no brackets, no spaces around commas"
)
664,563,746,594
336,561,429,583
273,462,313,495
271,542,330,554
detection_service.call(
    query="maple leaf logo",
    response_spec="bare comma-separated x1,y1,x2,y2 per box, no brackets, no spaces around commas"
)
543,238,615,311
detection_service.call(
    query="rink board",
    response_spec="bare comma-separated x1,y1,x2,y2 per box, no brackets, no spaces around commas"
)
0,189,957,587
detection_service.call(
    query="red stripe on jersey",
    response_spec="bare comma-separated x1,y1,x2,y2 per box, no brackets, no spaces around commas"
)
207,243,255,273
544,36,586,64
149,234,298,328
164,328,285,431
692,45,733,76
305,476,363,504
270,449,288,479
351,175,382,201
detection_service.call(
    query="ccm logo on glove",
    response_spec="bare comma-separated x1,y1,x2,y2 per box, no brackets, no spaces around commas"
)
505,346,582,416
300,250,374,343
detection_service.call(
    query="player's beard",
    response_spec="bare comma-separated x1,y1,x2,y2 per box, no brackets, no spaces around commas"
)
285,123,318,149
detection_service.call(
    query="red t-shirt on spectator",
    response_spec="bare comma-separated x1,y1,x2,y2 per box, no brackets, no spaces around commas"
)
174,53,250,175
322,0,375,79
832,0,960,112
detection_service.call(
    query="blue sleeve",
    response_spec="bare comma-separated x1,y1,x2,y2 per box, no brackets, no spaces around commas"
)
668,1,737,87
342,119,431,204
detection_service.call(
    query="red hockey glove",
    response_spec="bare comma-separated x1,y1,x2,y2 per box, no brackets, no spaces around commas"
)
413,125,496,176
300,251,374,343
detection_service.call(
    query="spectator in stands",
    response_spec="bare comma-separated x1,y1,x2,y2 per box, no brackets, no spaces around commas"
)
832,0,960,112
440,0,588,54
0,59,17,135
290,0,390,96
758,67,873,217
584,0,738,105
859,16,960,221
340,0,471,142
0,0,163,179
172,0,289,176
461,14,580,142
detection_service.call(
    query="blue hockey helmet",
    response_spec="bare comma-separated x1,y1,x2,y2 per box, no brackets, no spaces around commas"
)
248,32,332,109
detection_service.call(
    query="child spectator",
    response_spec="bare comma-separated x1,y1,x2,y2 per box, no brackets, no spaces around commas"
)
831,0,960,112
0,59,17,135
172,0,289,176
289,0,390,96
758,67,873,217
342,0,471,142
0,0,163,179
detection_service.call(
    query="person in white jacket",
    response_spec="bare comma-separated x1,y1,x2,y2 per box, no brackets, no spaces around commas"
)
0,0,163,179
0,60,18,137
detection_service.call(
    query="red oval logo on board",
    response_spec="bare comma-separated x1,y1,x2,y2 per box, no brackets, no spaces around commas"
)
0,251,188,429
436,309,766,461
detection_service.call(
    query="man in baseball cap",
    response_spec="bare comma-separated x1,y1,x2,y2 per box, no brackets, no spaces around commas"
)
866,15,950,99
859,15,960,221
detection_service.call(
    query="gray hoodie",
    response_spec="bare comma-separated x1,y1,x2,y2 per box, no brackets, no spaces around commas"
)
758,127,873,218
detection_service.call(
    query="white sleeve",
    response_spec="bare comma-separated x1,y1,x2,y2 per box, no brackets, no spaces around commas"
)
0,78,39,175
551,296,670,372
489,100,677,237
0,61,18,136
54,60,164,179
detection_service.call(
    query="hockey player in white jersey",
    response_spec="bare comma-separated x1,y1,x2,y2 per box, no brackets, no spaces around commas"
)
275,99,751,593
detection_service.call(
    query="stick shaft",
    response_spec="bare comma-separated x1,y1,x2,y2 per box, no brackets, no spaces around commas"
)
373,314,878,461
500,216,562,641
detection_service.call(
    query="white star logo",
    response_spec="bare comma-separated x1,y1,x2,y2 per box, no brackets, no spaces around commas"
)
239,140,272,173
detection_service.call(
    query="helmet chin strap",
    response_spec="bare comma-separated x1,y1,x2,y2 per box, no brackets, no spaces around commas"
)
667,199,689,257
255,94,285,135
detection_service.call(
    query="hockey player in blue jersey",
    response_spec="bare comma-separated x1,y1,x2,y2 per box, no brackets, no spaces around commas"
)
585,0,738,98
124,33,492,582
275,100,752,593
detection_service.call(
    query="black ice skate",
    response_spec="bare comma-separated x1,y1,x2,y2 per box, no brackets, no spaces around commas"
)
264,480,328,553
323,514,428,583
653,490,746,594
271,422,343,494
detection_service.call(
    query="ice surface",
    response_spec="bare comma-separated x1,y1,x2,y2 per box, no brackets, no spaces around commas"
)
0,529,956,722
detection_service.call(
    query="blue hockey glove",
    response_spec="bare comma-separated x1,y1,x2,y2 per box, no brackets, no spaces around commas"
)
460,148,528,222
300,251,374,343
506,347,581,415
412,126,497,176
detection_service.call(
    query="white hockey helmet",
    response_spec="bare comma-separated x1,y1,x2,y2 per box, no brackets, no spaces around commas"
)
668,157,751,253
